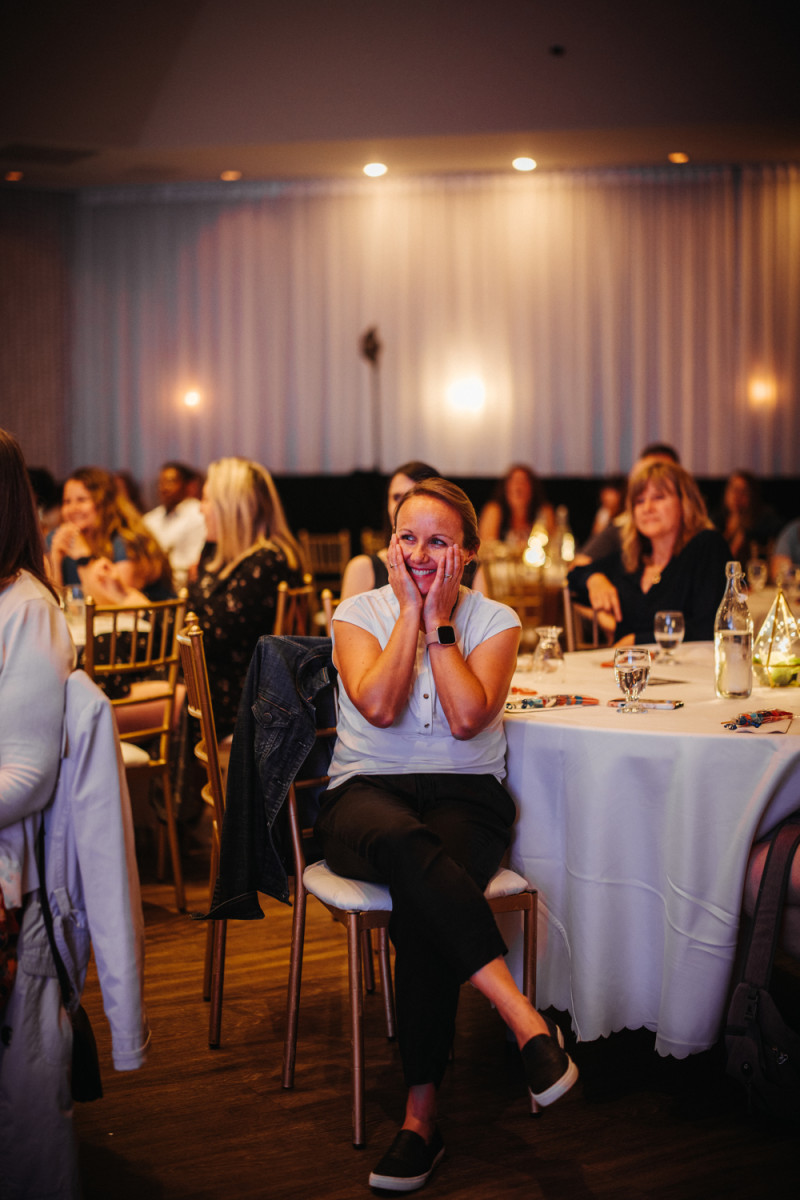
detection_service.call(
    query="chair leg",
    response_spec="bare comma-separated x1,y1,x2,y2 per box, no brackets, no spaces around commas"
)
361,929,375,992
376,926,396,1040
347,913,367,1148
282,874,308,1090
203,832,221,1001
208,919,227,1049
161,771,186,912
523,893,541,1116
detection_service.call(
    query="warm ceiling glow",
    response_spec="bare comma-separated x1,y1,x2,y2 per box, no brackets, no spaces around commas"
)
446,376,486,413
220,169,242,181
4,170,23,182
512,157,537,172
363,162,388,177
747,375,777,408
183,389,201,408
668,152,690,164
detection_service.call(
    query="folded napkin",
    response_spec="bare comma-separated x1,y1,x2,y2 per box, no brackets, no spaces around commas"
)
722,708,794,733
505,695,599,712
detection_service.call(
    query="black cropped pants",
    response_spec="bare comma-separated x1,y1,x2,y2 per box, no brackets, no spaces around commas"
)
315,772,516,1089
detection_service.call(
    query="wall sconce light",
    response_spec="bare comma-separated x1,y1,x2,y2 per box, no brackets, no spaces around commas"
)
512,157,537,172
363,162,388,177
183,389,201,408
446,376,486,413
747,375,777,408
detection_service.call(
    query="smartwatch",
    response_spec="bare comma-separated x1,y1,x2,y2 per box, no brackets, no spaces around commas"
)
425,625,457,647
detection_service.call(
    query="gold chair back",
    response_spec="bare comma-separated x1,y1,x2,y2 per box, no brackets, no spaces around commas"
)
360,527,386,557
177,613,228,1046
83,591,188,909
297,529,351,594
273,575,315,636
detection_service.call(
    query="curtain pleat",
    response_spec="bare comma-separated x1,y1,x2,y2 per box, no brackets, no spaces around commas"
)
71,167,800,485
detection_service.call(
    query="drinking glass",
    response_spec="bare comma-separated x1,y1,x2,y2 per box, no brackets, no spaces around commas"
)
531,626,565,683
613,647,651,713
59,585,85,623
653,610,685,663
746,559,768,592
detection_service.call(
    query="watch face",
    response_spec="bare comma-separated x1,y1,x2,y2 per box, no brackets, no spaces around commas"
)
437,625,456,644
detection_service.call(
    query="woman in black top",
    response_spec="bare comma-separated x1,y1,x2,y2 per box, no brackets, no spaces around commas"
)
568,459,730,644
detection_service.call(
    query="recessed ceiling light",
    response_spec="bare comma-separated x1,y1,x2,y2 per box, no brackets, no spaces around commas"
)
220,169,242,181
363,162,387,177
4,170,23,182
668,153,690,165
512,157,537,172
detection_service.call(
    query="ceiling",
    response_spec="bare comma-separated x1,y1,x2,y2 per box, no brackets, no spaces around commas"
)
2,0,799,190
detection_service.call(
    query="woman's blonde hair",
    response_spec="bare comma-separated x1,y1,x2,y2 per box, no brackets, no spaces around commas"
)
620,459,713,573
203,457,304,576
66,466,172,591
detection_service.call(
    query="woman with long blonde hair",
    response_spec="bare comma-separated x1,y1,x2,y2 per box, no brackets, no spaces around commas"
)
187,457,305,735
568,458,730,644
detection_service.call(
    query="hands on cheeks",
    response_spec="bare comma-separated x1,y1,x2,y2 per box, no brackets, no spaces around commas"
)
386,533,465,627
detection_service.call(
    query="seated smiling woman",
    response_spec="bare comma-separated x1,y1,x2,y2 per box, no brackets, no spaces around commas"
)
567,458,731,645
315,477,577,1194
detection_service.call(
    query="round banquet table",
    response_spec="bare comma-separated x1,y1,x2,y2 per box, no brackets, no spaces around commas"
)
503,642,800,1057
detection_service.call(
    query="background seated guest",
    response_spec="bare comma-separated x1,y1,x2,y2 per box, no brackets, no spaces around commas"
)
568,458,730,645
340,460,439,599
26,465,62,536
143,461,207,589
478,463,555,549
573,443,681,564
114,469,146,514
317,478,576,1193
771,515,800,585
187,457,305,737
711,469,782,561
47,466,173,602
587,474,626,538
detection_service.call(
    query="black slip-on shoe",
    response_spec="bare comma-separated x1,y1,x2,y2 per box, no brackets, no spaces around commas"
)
523,1019,579,1107
368,1127,445,1193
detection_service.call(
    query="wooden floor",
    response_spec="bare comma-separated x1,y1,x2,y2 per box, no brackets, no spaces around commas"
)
76,840,799,1200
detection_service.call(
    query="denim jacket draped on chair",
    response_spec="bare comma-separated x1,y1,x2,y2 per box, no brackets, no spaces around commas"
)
201,635,336,920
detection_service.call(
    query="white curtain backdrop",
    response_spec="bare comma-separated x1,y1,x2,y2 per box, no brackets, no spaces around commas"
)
71,165,800,485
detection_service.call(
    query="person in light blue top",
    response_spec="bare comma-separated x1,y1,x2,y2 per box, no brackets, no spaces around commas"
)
316,477,577,1194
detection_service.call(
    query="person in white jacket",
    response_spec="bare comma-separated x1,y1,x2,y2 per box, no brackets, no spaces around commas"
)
0,429,148,1199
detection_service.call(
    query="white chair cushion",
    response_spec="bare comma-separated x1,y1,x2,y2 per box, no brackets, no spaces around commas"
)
120,741,151,767
485,867,531,899
302,862,530,911
303,860,392,912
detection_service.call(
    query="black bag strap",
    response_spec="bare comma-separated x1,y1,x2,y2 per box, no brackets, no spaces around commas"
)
740,819,800,989
36,822,74,1011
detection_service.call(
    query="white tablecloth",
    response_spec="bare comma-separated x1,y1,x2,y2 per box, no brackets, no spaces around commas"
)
504,642,800,1057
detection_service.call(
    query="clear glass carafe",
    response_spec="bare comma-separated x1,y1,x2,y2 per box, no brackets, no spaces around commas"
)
531,626,566,684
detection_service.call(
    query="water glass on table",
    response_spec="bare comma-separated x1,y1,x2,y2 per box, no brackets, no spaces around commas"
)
613,646,651,713
746,559,768,592
59,585,85,623
653,611,685,663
